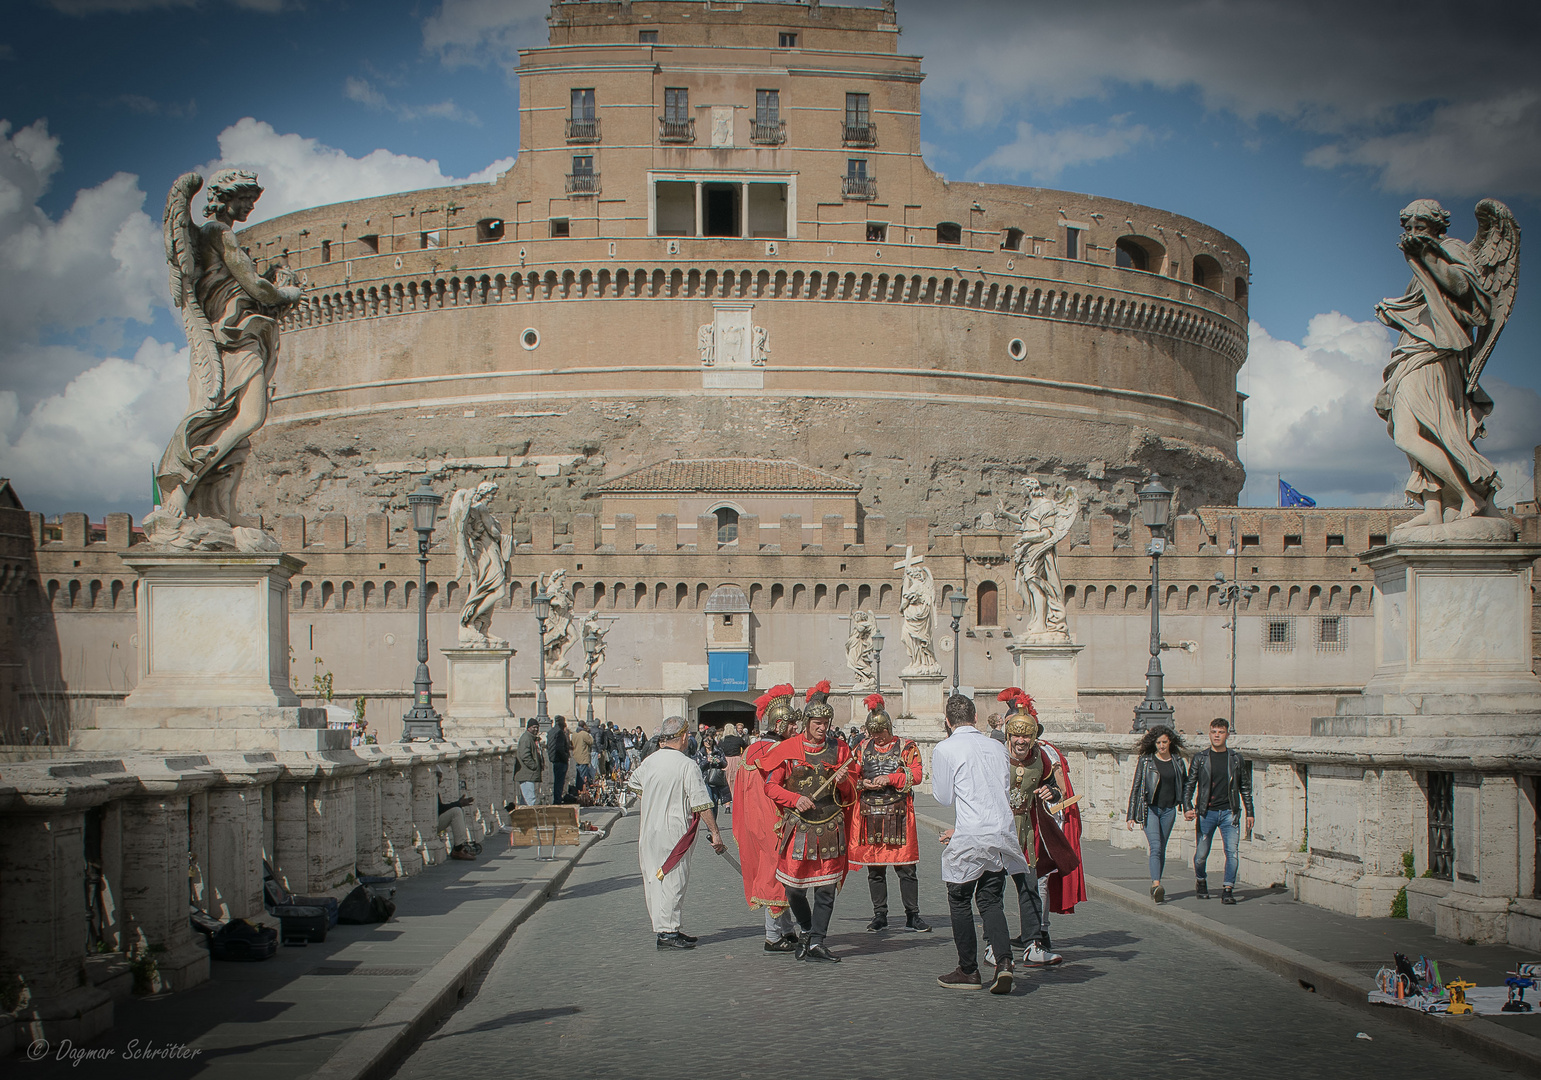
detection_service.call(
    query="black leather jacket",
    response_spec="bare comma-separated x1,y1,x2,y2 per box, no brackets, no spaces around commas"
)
1181,747,1255,822
1126,753,1190,822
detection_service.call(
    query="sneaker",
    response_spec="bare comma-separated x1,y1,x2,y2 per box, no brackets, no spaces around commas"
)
450,845,476,861
906,913,933,933
656,932,695,950
764,935,799,953
468,841,483,855
1038,930,1052,952
1221,887,1237,906
1196,879,1210,900
866,915,888,933
794,933,809,961
1152,883,1165,904
989,965,1015,995
802,942,840,963
937,967,982,990
677,931,699,943
983,943,1002,967
1024,942,1063,967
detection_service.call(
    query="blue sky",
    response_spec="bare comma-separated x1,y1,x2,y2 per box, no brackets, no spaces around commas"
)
2,0,1538,518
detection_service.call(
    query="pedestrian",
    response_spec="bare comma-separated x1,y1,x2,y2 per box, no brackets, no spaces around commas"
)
435,766,480,861
516,717,545,806
547,715,572,803
626,715,726,949
1182,718,1255,904
696,732,730,816
931,693,1025,994
849,694,931,934
624,727,642,771
995,689,1064,968
572,720,596,787
720,722,747,792
1125,724,1189,903
986,711,1006,744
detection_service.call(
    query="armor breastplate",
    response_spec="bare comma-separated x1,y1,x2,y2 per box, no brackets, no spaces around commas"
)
857,740,910,846
1010,755,1046,862
784,742,846,861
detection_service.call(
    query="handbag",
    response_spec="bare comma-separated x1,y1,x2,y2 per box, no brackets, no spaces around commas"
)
705,766,728,788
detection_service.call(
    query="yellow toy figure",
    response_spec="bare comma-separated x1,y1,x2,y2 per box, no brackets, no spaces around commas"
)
1446,980,1476,1015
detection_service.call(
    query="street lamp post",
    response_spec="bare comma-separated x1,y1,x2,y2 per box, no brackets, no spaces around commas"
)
1215,515,1260,732
400,477,445,742
532,587,551,728
948,591,967,694
583,625,598,727
1131,476,1175,733
872,626,885,696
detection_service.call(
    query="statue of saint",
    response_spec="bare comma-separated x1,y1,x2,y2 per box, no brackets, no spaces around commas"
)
446,481,513,647
581,610,609,682
1375,199,1520,540
540,568,576,676
896,550,941,677
1001,478,1081,643
844,609,878,690
147,170,302,549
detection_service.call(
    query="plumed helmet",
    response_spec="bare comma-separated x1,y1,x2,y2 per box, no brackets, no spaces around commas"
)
761,683,798,737
803,679,835,722
863,693,892,735
997,687,1041,738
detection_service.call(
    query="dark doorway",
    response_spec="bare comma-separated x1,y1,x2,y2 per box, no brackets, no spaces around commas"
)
698,698,755,733
704,186,738,237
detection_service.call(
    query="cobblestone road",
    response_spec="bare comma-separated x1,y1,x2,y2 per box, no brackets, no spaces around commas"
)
394,812,1517,1080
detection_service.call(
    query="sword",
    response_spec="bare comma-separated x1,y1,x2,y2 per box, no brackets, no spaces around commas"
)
717,846,742,875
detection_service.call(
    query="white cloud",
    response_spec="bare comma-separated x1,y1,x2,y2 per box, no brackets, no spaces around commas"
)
421,0,550,68
0,337,188,514
201,118,514,222
967,120,1152,182
343,77,480,127
1238,313,1541,507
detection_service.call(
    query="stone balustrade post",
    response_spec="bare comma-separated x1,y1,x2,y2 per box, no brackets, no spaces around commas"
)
352,750,392,879
270,760,319,892
377,755,416,876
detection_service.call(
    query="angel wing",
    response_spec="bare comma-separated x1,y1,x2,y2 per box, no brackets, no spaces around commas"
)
444,488,473,582
1467,198,1521,394
163,172,224,414
1047,485,1082,546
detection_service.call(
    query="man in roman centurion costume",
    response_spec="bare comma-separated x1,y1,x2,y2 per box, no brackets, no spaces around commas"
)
848,693,931,934
731,684,801,953
761,681,857,962
996,689,1067,968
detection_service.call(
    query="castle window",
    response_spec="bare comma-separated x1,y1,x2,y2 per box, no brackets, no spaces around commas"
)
320,239,332,263
1326,534,1345,548
1369,533,1387,548
1065,226,1080,260
1316,616,1345,651
1235,276,1249,305
842,159,875,201
936,222,962,245
476,218,504,242
567,156,599,196
550,217,570,238
976,581,999,626
421,230,442,249
1262,617,1295,652
1003,228,1024,252
639,30,658,43
715,507,740,545
1193,254,1223,290
567,88,600,143
1284,534,1302,549
571,88,595,121
779,32,798,48
844,93,875,146
1426,772,1454,881
753,90,785,145
1241,534,1260,549
1116,235,1163,272
358,234,379,254
661,88,693,142
867,222,887,242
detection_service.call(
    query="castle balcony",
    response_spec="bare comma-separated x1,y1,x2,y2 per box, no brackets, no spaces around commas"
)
842,174,878,200
564,117,601,144
842,120,877,148
565,172,602,197
658,117,695,144
750,119,786,146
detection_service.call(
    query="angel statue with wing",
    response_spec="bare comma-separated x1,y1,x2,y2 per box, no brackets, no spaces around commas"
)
1002,477,1082,644
446,481,514,647
844,609,878,690
147,170,302,550
1375,198,1520,541
539,568,577,677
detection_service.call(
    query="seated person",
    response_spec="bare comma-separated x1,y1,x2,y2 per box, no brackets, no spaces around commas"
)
435,766,480,860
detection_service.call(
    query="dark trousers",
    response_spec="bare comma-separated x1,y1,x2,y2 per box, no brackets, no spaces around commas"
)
784,884,837,945
551,761,568,802
868,864,919,918
1010,867,1045,944
947,870,1010,976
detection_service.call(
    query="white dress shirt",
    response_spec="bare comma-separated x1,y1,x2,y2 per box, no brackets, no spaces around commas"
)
931,724,1031,884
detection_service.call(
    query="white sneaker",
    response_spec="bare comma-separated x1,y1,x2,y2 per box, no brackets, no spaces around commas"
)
983,943,1008,967
1025,942,1062,966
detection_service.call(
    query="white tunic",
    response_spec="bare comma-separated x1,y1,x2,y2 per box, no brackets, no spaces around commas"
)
627,747,714,933
930,725,1031,884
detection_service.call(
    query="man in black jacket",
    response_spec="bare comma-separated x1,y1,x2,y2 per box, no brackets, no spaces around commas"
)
1182,718,1254,904
547,715,572,803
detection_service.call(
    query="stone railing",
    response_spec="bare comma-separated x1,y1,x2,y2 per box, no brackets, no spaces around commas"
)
0,739,517,1044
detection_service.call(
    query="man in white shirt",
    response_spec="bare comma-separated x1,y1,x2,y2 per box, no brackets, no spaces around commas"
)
627,715,726,949
931,694,1028,994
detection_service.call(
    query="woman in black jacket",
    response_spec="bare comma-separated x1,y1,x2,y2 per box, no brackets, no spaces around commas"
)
1125,725,1188,903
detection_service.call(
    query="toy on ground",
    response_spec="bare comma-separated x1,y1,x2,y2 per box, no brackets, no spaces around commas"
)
1503,971,1536,1013
1446,980,1476,1015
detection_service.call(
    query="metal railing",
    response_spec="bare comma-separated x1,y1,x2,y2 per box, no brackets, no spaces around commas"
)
751,119,786,145
841,175,878,200
565,172,602,196
565,117,601,144
842,121,877,147
659,117,696,143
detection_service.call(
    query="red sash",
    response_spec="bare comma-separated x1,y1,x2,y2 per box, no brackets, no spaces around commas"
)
656,812,701,879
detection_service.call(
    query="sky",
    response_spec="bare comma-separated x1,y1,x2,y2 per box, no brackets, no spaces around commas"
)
1,0,1539,520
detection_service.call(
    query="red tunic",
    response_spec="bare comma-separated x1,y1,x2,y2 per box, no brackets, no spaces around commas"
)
730,738,789,913
1040,741,1087,914
761,735,856,889
846,736,922,866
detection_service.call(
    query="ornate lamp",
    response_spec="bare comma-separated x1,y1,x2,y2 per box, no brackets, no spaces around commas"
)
532,586,551,727
400,477,444,741
871,625,885,694
583,624,599,726
948,590,967,692
1132,475,1176,733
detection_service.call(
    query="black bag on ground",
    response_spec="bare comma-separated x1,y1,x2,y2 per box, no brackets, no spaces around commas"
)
337,883,396,924
263,861,340,927
210,918,279,961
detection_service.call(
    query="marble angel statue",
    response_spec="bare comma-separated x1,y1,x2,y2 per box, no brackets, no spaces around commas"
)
844,609,878,690
147,170,302,550
446,481,514,646
898,560,942,677
1375,198,1520,541
539,568,577,676
581,610,609,682
1001,477,1081,643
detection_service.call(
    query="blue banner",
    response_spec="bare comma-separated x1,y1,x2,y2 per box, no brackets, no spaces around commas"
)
1279,478,1316,508
707,652,750,692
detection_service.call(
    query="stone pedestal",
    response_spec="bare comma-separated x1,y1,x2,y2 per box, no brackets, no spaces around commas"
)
895,673,947,791
1318,542,1541,736
1006,640,1099,730
441,646,516,738
539,676,579,722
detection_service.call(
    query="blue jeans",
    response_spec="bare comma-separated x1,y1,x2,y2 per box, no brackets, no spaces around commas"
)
1194,808,1240,887
1143,806,1177,882
519,780,538,806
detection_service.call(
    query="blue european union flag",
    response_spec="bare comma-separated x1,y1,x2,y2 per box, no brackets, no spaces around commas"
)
1279,479,1316,508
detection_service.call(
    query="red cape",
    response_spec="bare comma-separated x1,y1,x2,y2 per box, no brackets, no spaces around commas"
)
761,735,855,889
1040,741,1087,914
846,737,922,866
730,740,787,912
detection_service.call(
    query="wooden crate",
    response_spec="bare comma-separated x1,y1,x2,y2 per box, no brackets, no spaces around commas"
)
507,805,581,847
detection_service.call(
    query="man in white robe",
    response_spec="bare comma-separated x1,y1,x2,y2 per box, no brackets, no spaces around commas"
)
627,715,725,949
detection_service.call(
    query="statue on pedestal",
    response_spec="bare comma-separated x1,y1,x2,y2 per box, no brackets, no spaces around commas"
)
581,610,609,682
146,170,303,551
447,481,513,647
1375,199,1520,542
844,609,878,690
539,568,576,676
894,547,941,677
1001,478,1081,643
